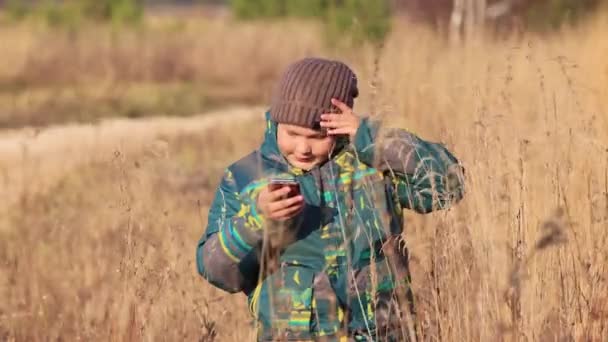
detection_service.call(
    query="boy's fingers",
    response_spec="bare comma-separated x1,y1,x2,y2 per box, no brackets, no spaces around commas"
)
319,120,342,128
269,195,303,211
328,128,353,135
267,186,292,201
272,202,304,219
331,98,351,113
320,114,343,122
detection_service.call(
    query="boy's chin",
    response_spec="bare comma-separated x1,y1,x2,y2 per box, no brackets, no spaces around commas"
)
287,158,321,171
291,161,316,171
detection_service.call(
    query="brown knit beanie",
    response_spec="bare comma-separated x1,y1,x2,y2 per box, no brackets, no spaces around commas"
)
270,57,358,129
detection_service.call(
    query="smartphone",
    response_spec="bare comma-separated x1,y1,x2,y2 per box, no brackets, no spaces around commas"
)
269,177,301,198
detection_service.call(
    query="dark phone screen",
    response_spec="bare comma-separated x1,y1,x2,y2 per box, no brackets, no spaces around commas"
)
269,179,300,197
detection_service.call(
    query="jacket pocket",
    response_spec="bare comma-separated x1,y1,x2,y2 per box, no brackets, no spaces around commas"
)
346,239,415,339
249,263,315,341
311,271,344,338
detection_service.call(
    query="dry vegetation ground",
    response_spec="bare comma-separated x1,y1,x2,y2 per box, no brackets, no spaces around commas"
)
1,13,607,342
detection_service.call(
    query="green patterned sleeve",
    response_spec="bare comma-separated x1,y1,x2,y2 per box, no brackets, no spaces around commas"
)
389,138,465,213
353,118,465,213
196,169,265,293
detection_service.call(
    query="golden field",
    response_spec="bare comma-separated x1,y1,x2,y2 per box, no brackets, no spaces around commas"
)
0,12,607,341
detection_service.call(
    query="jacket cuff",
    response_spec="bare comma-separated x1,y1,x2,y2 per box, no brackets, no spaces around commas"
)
218,223,252,262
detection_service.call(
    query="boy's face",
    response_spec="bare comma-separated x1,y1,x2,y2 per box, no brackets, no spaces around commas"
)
277,123,336,171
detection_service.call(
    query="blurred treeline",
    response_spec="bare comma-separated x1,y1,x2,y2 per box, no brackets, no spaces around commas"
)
2,0,606,40
3,0,144,25
0,0,606,128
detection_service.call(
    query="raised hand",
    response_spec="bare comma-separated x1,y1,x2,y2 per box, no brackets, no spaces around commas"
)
320,98,361,141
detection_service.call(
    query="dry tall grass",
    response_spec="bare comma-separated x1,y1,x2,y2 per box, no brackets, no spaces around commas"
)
1,14,607,341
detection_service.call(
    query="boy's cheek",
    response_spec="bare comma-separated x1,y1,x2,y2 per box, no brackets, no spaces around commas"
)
277,140,296,158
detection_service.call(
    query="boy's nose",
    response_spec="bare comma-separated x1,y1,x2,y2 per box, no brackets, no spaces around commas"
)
295,142,312,154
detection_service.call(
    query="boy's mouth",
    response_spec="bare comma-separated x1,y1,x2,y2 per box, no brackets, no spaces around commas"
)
294,156,314,163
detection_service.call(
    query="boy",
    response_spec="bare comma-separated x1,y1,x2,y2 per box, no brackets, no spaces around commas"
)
196,58,465,341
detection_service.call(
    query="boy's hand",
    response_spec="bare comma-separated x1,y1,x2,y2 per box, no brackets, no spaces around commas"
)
320,98,361,141
257,185,304,221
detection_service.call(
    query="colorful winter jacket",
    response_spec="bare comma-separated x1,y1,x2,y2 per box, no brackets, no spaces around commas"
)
196,111,465,341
